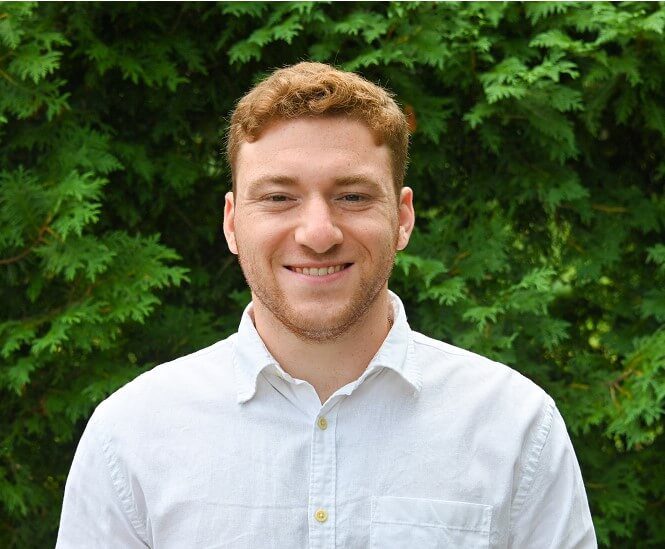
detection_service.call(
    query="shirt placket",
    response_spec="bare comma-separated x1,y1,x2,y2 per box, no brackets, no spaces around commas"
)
307,400,339,549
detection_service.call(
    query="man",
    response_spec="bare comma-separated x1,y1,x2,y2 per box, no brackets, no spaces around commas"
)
57,62,597,548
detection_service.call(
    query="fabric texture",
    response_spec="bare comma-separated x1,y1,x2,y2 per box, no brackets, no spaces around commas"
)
56,292,597,548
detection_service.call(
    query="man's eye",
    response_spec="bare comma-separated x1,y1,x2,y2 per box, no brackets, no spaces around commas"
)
267,195,289,202
342,194,364,202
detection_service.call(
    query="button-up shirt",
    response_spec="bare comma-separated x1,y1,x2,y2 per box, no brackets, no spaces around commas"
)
57,292,597,548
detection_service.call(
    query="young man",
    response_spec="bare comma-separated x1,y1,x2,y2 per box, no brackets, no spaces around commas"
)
57,63,597,548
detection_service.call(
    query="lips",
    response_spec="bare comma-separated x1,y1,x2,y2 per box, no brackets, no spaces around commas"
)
287,263,352,276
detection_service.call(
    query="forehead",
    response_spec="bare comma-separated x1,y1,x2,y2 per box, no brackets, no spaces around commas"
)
234,117,392,190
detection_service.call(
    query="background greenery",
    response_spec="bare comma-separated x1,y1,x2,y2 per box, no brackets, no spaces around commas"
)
1,1,664,546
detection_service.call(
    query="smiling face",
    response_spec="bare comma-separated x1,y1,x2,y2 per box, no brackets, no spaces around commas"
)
223,116,414,342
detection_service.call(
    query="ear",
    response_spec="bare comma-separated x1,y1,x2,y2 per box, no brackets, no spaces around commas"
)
223,191,238,255
396,186,415,251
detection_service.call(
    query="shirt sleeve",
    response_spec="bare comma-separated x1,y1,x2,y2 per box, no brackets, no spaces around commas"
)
56,411,149,548
509,402,597,548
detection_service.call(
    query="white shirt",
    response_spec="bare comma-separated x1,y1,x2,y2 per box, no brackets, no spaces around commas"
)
57,292,596,548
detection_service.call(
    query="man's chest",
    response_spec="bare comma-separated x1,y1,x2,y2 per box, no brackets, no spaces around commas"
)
128,394,516,548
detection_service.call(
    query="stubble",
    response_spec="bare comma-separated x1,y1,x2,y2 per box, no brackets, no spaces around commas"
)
236,232,398,342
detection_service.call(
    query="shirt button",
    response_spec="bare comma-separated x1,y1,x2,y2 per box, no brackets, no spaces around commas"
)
317,416,328,430
314,508,328,523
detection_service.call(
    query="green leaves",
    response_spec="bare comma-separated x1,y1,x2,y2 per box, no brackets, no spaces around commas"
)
38,235,113,281
7,45,62,83
539,171,589,212
0,168,43,250
647,245,665,271
0,3,35,49
50,172,105,239
333,10,389,43
480,57,529,103
607,330,665,450
525,2,574,24
395,253,446,286
1,6,200,543
0,169,106,265
0,2,69,130
227,3,313,64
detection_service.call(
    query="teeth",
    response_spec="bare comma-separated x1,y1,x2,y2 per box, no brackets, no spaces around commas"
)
295,265,345,276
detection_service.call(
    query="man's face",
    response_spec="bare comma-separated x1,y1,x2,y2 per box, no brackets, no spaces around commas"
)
223,116,414,341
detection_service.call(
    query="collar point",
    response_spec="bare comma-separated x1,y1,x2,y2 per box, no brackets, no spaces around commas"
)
237,391,255,404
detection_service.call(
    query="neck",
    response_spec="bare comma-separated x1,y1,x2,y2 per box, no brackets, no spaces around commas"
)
251,290,393,404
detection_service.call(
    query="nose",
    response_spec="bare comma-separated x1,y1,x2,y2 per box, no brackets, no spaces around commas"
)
293,197,343,254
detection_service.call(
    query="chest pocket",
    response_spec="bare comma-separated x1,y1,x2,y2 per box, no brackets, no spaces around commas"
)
370,496,492,549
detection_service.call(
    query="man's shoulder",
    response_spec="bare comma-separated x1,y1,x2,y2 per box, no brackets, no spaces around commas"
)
411,330,480,360
92,333,239,429
411,330,552,409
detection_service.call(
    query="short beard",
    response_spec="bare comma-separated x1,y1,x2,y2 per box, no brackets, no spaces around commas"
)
237,244,397,343
260,274,385,343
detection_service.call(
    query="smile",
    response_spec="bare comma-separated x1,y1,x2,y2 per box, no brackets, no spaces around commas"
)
287,264,351,276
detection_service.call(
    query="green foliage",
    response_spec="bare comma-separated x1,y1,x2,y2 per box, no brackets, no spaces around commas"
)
1,1,664,546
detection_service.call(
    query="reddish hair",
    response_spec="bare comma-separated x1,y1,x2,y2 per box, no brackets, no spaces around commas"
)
226,62,409,194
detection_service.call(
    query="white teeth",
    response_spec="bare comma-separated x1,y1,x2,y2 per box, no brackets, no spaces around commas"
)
294,265,346,276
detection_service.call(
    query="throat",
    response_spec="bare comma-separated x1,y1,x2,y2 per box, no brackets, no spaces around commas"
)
250,290,394,402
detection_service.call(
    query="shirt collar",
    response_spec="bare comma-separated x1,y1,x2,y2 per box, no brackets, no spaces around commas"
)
232,290,422,404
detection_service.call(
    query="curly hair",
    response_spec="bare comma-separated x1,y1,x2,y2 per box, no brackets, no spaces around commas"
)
226,62,409,194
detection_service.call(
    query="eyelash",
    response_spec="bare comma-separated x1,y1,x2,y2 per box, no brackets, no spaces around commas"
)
339,194,364,202
263,194,368,203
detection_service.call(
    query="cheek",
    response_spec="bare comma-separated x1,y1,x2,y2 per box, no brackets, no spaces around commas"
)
235,218,290,256
352,223,399,257
356,214,399,240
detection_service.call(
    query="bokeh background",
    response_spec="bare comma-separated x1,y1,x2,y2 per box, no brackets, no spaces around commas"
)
1,2,664,546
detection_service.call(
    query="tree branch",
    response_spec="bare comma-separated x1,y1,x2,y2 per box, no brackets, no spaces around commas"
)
0,224,50,266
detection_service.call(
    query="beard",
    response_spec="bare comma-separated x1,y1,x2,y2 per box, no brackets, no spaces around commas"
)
236,235,398,343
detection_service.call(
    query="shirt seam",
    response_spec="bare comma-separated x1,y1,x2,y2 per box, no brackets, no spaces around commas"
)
406,332,423,391
95,426,149,543
371,519,489,533
162,337,230,368
232,333,254,402
508,397,555,534
412,336,471,357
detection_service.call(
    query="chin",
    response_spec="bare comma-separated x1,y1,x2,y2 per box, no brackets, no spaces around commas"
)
286,320,354,342
291,326,347,343
279,308,359,342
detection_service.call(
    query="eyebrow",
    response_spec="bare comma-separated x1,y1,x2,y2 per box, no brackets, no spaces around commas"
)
246,175,297,189
333,175,384,190
247,174,384,191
